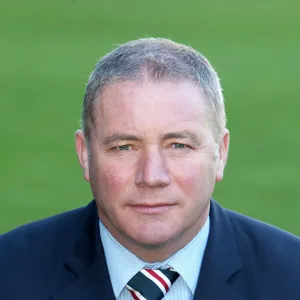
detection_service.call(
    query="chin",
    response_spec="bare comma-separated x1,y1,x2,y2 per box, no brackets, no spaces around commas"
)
130,222,178,247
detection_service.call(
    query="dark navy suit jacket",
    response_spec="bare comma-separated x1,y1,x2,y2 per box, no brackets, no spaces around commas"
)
1,200,300,300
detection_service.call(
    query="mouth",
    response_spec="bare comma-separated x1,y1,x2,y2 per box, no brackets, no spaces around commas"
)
130,203,175,214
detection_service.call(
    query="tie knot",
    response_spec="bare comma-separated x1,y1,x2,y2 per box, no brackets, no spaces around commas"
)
126,268,179,300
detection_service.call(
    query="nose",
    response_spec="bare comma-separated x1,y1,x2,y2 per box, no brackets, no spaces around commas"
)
135,148,171,188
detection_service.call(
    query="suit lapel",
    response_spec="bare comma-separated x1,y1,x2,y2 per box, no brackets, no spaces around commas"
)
53,259,115,300
193,200,249,300
53,201,115,300
194,258,248,300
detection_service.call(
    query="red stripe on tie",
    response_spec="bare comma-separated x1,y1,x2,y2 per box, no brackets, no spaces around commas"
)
129,290,140,300
145,269,169,292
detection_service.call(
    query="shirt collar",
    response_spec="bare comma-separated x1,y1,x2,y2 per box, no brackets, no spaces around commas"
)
100,217,210,298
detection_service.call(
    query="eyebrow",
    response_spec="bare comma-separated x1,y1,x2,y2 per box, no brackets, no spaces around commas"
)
102,131,201,146
102,133,142,146
162,131,201,146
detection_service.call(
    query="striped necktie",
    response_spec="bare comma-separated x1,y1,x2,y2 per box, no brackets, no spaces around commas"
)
126,268,180,300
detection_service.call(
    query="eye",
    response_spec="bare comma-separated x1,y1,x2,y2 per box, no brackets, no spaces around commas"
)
172,143,186,149
117,144,132,151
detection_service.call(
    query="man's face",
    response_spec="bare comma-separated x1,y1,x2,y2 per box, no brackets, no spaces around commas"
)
76,80,229,260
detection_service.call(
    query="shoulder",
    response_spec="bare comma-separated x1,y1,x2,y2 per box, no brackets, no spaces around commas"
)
0,201,98,298
226,207,300,276
0,205,86,270
227,207,300,249
0,204,92,298
1,205,85,244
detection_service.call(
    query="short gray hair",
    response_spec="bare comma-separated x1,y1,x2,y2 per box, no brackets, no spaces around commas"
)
82,38,226,142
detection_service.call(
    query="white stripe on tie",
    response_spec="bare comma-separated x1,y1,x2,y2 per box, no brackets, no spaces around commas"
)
153,270,172,290
126,285,147,300
140,269,167,295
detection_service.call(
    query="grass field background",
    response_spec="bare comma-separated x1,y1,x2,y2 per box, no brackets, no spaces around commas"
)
1,0,299,235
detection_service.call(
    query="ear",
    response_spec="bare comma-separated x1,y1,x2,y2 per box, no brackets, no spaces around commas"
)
75,130,90,182
216,129,230,182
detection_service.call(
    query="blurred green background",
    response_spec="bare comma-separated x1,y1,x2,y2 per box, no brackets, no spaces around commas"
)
1,0,299,235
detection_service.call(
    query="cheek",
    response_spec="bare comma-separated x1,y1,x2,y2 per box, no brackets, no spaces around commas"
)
91,161,133,199
177,169,204,197
174,161,216,199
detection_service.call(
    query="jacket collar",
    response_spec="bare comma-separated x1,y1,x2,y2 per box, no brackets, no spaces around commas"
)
54,200,115,300
194,200,248,300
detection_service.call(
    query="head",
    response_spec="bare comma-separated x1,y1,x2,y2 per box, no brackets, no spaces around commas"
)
76,38,229,262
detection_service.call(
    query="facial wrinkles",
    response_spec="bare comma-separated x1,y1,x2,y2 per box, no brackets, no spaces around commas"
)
87,79,220,150
81,80,224,262
100,80,199,121
91,79,218,175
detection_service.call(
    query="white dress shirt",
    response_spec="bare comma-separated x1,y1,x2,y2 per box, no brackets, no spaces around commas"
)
99,217,210,300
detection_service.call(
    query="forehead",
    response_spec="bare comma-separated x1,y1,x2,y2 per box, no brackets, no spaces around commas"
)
93,80,211,138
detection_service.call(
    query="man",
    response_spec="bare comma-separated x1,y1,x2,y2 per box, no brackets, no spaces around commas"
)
0,38,299,300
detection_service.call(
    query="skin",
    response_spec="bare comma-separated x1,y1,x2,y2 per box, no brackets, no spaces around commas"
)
76,80,229,262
